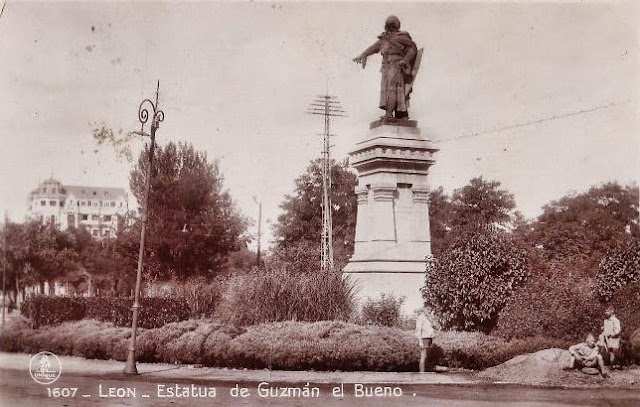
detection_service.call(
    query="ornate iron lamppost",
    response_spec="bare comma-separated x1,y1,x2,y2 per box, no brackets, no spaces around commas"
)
123,81,165,375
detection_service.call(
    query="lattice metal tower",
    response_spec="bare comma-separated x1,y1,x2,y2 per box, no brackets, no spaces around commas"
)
307,95,345,272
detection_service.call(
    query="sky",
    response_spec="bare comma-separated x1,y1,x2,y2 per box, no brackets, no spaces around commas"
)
0,1,638,249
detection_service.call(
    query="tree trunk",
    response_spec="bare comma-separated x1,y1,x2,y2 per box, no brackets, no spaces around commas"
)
15,276,20,307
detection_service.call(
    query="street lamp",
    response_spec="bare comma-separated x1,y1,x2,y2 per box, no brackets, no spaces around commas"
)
123,81,165,375
253,196,262,266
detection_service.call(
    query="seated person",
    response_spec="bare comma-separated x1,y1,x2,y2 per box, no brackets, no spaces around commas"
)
564,333,608,378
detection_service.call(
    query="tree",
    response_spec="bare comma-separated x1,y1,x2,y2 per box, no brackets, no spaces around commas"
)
495,182,640,339
449,177,518,229
428,177,520,255
428,187,453,256
129,141,248,279
1,221,80,298
527,182,639,269
272,158,357,267
422,226,530,332
59,226,135,296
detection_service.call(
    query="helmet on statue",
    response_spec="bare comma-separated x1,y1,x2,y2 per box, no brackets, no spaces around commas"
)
385,15,401,31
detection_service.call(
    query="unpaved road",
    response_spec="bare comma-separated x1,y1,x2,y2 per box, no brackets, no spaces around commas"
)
2,368,640,407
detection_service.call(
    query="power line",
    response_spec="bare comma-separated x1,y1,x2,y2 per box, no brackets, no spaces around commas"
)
434,99,631,144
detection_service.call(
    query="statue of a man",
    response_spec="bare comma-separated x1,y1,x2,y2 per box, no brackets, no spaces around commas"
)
353,16,419,120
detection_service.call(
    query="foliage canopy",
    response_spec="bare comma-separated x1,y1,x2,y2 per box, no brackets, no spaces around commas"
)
130,141,248,278
422,226,530,332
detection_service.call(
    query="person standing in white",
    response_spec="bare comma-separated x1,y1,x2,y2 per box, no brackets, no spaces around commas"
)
599,306,622,369
415,302,437,372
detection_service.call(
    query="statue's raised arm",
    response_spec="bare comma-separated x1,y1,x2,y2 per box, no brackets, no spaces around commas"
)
353,15,421,120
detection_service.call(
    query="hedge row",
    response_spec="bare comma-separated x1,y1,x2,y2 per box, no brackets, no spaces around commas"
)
21,295,190,329
494,276,640,341
0,318,581,371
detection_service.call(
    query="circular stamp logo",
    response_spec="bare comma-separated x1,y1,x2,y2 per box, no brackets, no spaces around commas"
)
29,351,62,385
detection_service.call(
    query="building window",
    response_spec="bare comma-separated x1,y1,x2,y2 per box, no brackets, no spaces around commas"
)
104,230,111,238
111,201,116,207
104,215,112,222
41,200,46,206
60,201,64,207
49,201,56,206
94,202,98,207
92,229,99,236
92,215,99,221
81,214,88,221
50,215,55,224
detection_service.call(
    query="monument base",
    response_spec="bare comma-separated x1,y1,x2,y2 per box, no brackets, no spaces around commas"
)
344,260,425,316
345,120,437,317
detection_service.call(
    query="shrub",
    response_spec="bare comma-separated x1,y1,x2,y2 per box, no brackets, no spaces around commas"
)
21,295,190,329
596,237,640,301
84,296,191,328
200,324,246,367
147,320,199,363
215,268,355,326
21,296,86,328
360,293,404,327
422,227,530,332
136,297,191,328
0,319,580,371
84,297,131,326
435,330,571,369
145,277,226,319
608,282,640,342
494,267,603,340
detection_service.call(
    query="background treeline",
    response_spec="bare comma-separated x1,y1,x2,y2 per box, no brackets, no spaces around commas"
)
1,140,639,348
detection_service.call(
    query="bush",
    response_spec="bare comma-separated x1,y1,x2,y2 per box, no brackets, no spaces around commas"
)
494,267,602,340
0,318,577,371
608,282,640,342
84,297,132,326
422,227,530,332
497,270,640,357
21,295,190,329
215,268,355,326
596,237,640,301
435,330,571,369
360,293,404,327
21,296,86,328
145,277,226,319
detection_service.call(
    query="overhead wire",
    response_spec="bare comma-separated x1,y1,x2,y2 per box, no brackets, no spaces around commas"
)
434,99,631,144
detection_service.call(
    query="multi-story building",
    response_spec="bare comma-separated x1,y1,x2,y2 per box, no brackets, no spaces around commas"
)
27,178,128,238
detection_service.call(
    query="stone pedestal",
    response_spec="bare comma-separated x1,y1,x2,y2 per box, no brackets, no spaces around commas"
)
343,119,438,314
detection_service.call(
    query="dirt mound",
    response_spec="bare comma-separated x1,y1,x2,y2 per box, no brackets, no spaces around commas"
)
478,348,608,386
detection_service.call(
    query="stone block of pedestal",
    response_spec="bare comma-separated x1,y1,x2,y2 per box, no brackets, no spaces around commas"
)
343,119,438,314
